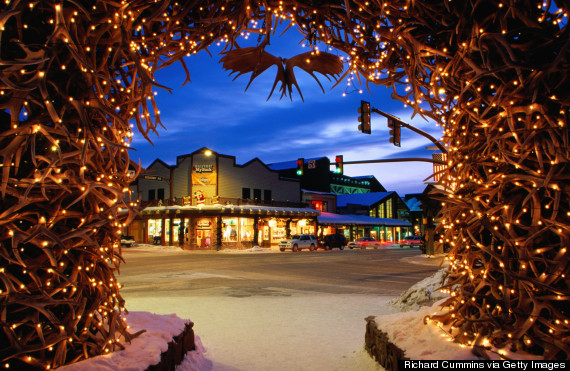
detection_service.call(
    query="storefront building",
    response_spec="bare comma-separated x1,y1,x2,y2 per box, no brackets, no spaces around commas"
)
133,204,319,249
317,212,412,243
125,148,319,249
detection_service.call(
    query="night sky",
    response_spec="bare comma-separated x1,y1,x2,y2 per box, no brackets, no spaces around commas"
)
127,31,444,196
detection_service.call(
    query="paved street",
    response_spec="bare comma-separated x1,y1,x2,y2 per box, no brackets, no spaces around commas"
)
116,247,445,370
118,247,442,298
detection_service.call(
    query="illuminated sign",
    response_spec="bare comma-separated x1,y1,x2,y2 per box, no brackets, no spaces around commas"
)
196,220,212,228
193,164,214,173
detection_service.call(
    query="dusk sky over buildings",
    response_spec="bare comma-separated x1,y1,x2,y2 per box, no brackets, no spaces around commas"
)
127,31,445,196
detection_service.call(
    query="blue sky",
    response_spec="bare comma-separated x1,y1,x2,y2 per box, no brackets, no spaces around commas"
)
128,31,444,196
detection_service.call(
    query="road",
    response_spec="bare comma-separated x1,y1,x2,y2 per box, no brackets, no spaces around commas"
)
116,247,445,370
118,247,442,298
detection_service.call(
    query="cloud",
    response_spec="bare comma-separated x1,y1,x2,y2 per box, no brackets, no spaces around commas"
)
129,40,444,195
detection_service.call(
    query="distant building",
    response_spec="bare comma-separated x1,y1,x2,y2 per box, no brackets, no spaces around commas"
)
269,157,412,242
268,157,386,194
336,192,411,242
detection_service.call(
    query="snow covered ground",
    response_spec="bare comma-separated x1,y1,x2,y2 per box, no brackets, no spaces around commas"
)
64,245,456,370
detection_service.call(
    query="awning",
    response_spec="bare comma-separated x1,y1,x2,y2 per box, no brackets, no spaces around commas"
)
141,204,320,218
318,212,411,227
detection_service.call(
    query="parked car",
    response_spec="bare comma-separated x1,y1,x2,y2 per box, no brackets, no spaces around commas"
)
120,235,136,247
318,234,347,250
399,235,423,248
279,234,318,252
348,237,379,249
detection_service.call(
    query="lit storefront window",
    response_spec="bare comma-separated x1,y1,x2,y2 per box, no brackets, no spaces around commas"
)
165,219,171,244
370,229,378,240
271,219,286,240
173,218,182,243
222,218,238,242
312,200,323,211
148,219,162,242
386,228,393,242
240,218,254,241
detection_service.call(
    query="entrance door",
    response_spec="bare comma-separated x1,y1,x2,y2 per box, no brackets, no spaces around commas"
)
196,229,211,248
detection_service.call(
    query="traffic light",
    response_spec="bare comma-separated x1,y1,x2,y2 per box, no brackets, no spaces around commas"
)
388,117,401,147
357,100,371,134
296,158,304,176
334,155,343,175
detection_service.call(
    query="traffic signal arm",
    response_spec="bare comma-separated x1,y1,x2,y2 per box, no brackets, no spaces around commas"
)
373,108,447,154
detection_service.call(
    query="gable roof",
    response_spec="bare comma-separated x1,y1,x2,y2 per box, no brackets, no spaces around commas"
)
336,192,394,208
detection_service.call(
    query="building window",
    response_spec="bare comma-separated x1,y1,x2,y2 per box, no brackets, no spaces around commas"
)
222,218,238,241
253,188,261,200
386,198,393,218
263,189,272,201
148,189,156,200
242,188,251,199
240,218,254,241
379,203,385,218
157,188,165,200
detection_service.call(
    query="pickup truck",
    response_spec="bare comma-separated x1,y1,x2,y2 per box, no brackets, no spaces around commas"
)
278,234,317,252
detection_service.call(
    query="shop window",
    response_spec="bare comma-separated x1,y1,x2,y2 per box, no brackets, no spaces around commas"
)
240,218,254,241
165,218,171,244
157,188,165,200
148,189,156,201
173,219,182,244
242,188,251,199
222,218,238,241
253,188,261,200
148,219,162,244
311,200,323,211
263,189,272,201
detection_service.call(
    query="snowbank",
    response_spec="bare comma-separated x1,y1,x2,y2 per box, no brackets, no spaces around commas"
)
388,268,448,312
58,312,210,371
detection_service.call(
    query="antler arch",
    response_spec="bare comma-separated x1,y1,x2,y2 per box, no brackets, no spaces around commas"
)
1,1,568,369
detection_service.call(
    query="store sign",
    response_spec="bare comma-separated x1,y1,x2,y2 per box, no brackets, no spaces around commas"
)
196,220,211,228
142,175,164,181
191,173,216,186
193,164,214,173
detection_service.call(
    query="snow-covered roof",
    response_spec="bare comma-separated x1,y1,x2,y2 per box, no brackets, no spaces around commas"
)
336,192,393,207
318,212,411,227
142,204,320,216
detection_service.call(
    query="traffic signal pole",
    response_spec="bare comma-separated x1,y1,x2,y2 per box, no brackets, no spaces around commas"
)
340,157,446,165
